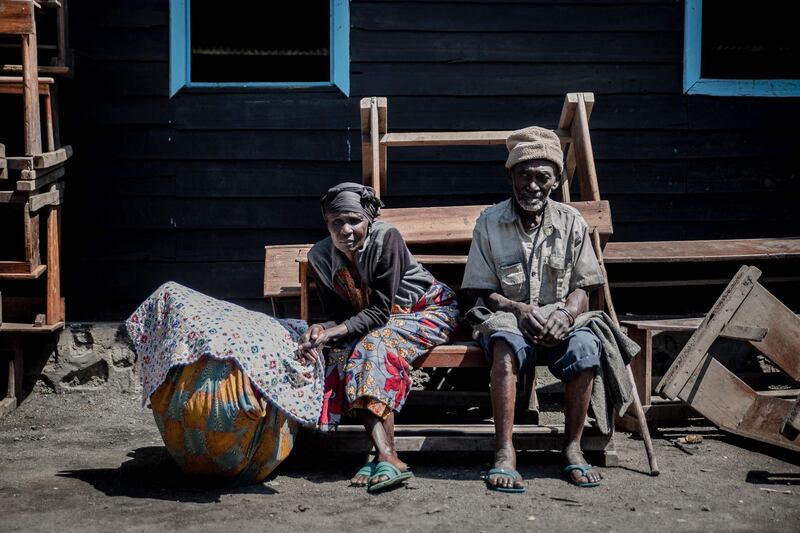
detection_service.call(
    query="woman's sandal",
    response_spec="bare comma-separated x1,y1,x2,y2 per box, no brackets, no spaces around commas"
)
367,461,414,493
350,461,377,487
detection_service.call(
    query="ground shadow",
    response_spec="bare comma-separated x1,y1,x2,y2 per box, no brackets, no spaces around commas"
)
58,446,277,503
280,449,567,486
746,470,800,486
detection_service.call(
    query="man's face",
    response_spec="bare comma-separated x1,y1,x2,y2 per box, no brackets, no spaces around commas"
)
508,159,559,213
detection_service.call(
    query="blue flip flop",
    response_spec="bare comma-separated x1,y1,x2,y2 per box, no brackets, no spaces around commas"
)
350,461,377,487
563,464,601,488
480,467,527,493
367,461,414,493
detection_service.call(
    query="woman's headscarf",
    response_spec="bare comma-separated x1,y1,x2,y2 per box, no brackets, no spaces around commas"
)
320,182,384,221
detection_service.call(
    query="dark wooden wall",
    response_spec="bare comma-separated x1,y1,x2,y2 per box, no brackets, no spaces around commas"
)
53,0,800,319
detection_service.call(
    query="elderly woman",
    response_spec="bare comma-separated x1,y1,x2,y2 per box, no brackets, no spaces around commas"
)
296,182,459,492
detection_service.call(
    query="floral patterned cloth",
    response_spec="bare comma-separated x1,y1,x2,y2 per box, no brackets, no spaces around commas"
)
126,282,323,426
319,281,459,430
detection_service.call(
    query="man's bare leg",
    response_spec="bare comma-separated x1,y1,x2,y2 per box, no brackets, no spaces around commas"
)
563,368,603,484
488,341,524,490
350,411,407,486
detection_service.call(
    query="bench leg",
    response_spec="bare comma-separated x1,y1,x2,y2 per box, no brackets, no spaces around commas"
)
627,327,652,409
521,368,539,425
0,336,23,418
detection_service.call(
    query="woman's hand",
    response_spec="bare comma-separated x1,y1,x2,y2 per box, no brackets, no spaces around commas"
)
295,323,349,366
295,324,327,366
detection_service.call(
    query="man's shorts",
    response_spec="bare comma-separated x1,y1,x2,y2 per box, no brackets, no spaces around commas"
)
477,327,601,383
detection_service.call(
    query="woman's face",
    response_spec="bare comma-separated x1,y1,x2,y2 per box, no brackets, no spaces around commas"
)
325,211,369,255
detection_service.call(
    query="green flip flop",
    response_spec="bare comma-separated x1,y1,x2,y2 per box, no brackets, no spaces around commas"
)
367,461,414,493
563,464,601,488
480,467,527,493
350,461,377,487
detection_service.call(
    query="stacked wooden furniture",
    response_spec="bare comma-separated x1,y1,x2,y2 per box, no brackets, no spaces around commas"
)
266,93,659,471
1,0,70,417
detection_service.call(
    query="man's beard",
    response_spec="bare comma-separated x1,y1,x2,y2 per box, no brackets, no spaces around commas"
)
514,188,551,213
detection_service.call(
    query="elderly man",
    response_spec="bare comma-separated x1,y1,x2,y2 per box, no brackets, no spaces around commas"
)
462,126,606,491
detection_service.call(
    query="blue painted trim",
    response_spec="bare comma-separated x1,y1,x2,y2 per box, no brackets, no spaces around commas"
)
686,79,800,97
683,0,800,97
683,0,702,94
331,0,350,96
169,0,188,97
169,0,349,95
186,82,334,89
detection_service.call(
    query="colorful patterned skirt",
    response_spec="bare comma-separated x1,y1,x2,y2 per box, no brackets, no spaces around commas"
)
319,282,459,429
150,356,298,485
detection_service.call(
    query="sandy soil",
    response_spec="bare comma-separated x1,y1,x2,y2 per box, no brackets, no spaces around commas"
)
1,390,799,533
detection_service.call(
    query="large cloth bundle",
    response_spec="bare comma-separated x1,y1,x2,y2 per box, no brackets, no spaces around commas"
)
126,282,322,484
150,357,297,484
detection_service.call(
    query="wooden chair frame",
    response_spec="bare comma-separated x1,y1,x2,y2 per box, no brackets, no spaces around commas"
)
656,265,800,452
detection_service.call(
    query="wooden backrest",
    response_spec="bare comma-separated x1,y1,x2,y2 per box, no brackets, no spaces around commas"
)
263,200,613,298
382,200,612,245
0,1,35,35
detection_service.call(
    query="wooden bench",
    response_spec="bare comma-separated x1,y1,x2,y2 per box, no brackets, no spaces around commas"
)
265,93,664,470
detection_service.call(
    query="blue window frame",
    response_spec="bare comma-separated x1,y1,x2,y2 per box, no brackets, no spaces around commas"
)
169,0,349,96
684,0,800,96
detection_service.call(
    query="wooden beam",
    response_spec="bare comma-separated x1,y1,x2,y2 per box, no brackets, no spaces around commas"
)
16,165,65,191
572,93,600,201
604,238,800,264
32,145,72,169
3,148,70,171
380,129,571,147
370,97,380,196
28,182,63,211
656,266,761,399
21,28,42,155
0,264,46,280
781,394,800,440
727,282,800,381
46,204,63,324
678,357,800,453
0,1,35,34
0,321,63,333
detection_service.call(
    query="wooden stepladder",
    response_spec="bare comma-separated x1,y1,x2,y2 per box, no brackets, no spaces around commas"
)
656,265,800,452
357,93,660,474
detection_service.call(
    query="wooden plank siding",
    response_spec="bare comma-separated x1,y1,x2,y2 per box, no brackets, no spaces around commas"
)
18,0,798,319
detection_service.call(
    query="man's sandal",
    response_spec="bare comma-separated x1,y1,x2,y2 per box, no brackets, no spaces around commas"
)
563,464,601,488
350,461,377,487
367,461,414,493
480,467,527,493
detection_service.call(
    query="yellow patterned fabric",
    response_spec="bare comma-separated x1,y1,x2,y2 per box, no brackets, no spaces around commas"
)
150,356,298,485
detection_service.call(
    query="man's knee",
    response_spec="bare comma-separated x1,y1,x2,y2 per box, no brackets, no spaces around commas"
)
550,328,601,383
565,329,601,359
491,340,519,376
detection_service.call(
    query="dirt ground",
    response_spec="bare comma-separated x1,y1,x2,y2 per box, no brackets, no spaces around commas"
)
1,390,798,533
